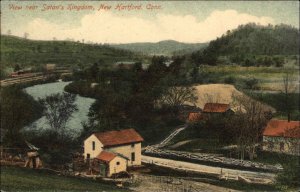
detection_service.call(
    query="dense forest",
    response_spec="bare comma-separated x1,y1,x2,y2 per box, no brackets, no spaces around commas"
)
191,23,299,65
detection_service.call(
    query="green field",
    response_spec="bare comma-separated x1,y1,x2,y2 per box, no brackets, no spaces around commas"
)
0,166,129,192
200,65,299,92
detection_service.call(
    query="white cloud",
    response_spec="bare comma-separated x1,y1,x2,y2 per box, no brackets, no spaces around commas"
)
17,9,274,43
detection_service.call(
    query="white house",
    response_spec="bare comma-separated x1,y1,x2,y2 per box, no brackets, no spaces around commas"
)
84,128,144,170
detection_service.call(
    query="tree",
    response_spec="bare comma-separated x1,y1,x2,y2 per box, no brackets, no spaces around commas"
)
282,70,296,121
53,46,59,54
227,93,269,160
7,29,12,35
160,86,197,108
87,63,99,81
24,32,29,39
0,87,43,147
37,45,42,53
244,78,259,90
39,93,78,138
13,64,21,72
274,56,284,67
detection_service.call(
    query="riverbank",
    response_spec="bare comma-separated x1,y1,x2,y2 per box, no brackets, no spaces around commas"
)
23,81,95,137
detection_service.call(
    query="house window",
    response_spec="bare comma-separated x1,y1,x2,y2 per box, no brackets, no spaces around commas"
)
116,161,120,165
131,152,135,162
87,153,90,160
92,141,95,151
131,143,135,148
280,142,284,151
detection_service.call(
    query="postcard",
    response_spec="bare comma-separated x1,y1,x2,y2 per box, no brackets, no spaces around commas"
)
1,1,299,191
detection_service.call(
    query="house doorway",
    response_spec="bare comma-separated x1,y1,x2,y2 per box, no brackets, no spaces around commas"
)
99,163,107,177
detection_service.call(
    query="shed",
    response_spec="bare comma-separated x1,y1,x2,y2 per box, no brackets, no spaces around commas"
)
93,151,127,177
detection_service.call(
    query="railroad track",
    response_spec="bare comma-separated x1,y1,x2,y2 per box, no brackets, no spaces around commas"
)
0,75,46,87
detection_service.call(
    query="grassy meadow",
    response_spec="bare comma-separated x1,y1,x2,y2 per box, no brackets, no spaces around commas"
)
200,64,299,92
0,166,129,192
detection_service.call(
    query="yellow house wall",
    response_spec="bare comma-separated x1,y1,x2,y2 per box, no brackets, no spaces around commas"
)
83,134,142,166
83,134,103,159
107,156,127,177
107,142,142,166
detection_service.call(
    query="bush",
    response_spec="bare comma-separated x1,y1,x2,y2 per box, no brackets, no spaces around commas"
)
276,159,300,189
224,76,236,84
243,78,259,89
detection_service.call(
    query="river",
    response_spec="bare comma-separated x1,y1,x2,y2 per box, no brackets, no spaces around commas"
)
24,81,95,137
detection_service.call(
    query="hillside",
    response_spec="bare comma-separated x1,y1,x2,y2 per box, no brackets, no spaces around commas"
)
208,23,298,55
111,40,208,56
0,35,137,70
194,23,299,65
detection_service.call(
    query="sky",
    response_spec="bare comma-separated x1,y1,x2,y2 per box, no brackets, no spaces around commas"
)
1,1,299,43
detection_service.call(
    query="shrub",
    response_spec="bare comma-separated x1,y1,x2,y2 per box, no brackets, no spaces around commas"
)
276,159,300,189
244,78,259,89
224,76,236,84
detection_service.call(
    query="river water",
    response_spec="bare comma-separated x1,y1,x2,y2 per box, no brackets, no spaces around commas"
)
24,81,95,137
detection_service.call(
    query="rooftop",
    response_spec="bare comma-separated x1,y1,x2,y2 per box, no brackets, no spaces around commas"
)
188,112,203,122
96,151,116,163
263,119,300,138
202,103,230,113
94,128,144,147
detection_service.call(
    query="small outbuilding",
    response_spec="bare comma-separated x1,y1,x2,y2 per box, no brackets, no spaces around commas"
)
92,151,128,177
187,112,203,123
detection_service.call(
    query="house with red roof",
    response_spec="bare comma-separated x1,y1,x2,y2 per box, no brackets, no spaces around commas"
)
200,103,234,121
84,128,144,177
202,103,233,114
187,112,203,123
262,119,300,155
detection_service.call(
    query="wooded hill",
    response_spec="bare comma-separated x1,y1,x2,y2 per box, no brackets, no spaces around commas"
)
0,35,137,70
193,23,299,65
111,40,208,56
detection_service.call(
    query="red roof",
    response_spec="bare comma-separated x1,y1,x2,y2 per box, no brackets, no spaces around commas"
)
188,112,203,122
263,119,300,138
94,128,144,147
96,151,116,163
203,103,230,113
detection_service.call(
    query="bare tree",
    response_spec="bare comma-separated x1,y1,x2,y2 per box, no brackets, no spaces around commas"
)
40,93,78,138
282,70,296,121
7,29,12,35
227,93,269,160
24,32,29,39
160,86,198,108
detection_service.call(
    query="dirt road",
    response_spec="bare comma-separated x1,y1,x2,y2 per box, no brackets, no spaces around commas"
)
130,174,239,192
